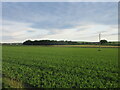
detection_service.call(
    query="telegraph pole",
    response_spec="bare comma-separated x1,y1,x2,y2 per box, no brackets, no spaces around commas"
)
98,33,101,51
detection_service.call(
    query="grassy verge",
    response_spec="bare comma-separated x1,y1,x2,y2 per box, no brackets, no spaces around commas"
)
2,76,24,88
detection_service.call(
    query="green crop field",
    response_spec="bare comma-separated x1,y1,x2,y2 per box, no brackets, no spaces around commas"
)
2,46,119,88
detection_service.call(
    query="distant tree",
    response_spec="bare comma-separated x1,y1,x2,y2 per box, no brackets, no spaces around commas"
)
23,40,33,45
100,40,108,44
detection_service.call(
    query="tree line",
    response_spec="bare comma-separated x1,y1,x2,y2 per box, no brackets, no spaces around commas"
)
23,40,80,45
22,39,118,46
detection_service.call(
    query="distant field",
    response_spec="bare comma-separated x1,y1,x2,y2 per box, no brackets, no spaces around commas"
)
52,45,120,48
2,46,119,88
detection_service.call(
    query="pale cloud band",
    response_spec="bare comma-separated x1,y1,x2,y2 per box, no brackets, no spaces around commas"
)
2,20,118,43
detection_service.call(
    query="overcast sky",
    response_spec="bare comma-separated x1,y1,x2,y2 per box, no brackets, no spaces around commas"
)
2,2,118,43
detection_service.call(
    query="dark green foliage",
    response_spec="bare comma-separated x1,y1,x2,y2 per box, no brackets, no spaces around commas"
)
100,40,108,44
23,40,80,45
